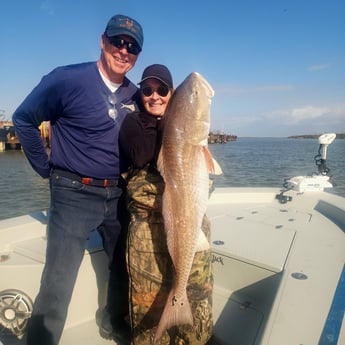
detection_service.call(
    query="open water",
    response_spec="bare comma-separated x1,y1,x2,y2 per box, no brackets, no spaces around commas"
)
0,137,344,221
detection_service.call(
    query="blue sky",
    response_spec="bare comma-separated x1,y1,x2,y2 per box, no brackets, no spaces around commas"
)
0,0,344,137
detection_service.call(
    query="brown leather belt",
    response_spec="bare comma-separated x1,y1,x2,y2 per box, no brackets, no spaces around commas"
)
53,169,118,187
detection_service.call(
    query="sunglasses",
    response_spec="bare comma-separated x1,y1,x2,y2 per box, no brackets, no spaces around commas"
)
141,85,170,97
108,93,118,120
107,36,141,56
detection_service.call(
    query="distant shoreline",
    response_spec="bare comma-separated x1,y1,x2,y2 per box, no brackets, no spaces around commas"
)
288,133,345,139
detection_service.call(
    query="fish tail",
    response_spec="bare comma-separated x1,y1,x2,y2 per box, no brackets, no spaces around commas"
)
154,289,193,342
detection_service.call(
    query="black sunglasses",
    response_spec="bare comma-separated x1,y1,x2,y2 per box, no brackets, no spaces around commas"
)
107,36,141,55
141,85,170,97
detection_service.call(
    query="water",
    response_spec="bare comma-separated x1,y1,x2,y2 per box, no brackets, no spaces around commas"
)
209,137,345,196
0,150,50,220
0,138,344,221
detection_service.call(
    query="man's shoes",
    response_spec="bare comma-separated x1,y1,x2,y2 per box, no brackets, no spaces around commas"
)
99,308,112,339
99,311,131,344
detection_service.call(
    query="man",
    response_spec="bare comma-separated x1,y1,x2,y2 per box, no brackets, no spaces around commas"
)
13,14,143,345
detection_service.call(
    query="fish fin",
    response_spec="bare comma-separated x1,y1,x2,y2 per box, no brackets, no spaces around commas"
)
203,147,223,175
155,289,193,342
195,230,210,252
211,157,223,175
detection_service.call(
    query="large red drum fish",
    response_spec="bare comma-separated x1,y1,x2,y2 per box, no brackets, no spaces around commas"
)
156,72,222,341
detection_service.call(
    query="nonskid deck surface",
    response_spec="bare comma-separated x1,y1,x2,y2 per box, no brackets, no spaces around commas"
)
208,188,345,345
1,188,345,345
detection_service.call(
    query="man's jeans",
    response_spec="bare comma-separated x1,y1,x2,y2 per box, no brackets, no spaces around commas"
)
26,171,124,345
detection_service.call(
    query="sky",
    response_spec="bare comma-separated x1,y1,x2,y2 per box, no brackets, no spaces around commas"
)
0,0,344,137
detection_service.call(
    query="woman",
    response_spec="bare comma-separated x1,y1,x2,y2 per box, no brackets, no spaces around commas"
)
119,64,213,344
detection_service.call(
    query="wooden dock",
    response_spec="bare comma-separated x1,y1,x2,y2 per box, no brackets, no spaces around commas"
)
0,122,21,152
208,131,237,144
0,137,21,151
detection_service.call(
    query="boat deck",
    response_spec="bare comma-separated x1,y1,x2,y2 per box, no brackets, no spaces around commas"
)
1,188,345,345
208,188,345,345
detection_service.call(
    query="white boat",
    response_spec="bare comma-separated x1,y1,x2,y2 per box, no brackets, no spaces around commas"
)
1,134,344,345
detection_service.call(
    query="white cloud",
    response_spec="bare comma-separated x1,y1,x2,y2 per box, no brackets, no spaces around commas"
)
266,104,345,125
211,104,345,137
307,64,330,71
290,106,328,122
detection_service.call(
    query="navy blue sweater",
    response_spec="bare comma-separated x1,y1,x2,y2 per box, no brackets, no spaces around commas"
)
13,62,140,179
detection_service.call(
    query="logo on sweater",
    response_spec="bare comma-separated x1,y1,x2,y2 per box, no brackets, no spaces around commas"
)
120,103,136,112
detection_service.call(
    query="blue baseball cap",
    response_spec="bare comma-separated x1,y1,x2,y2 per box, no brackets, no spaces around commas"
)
105,14,144,50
